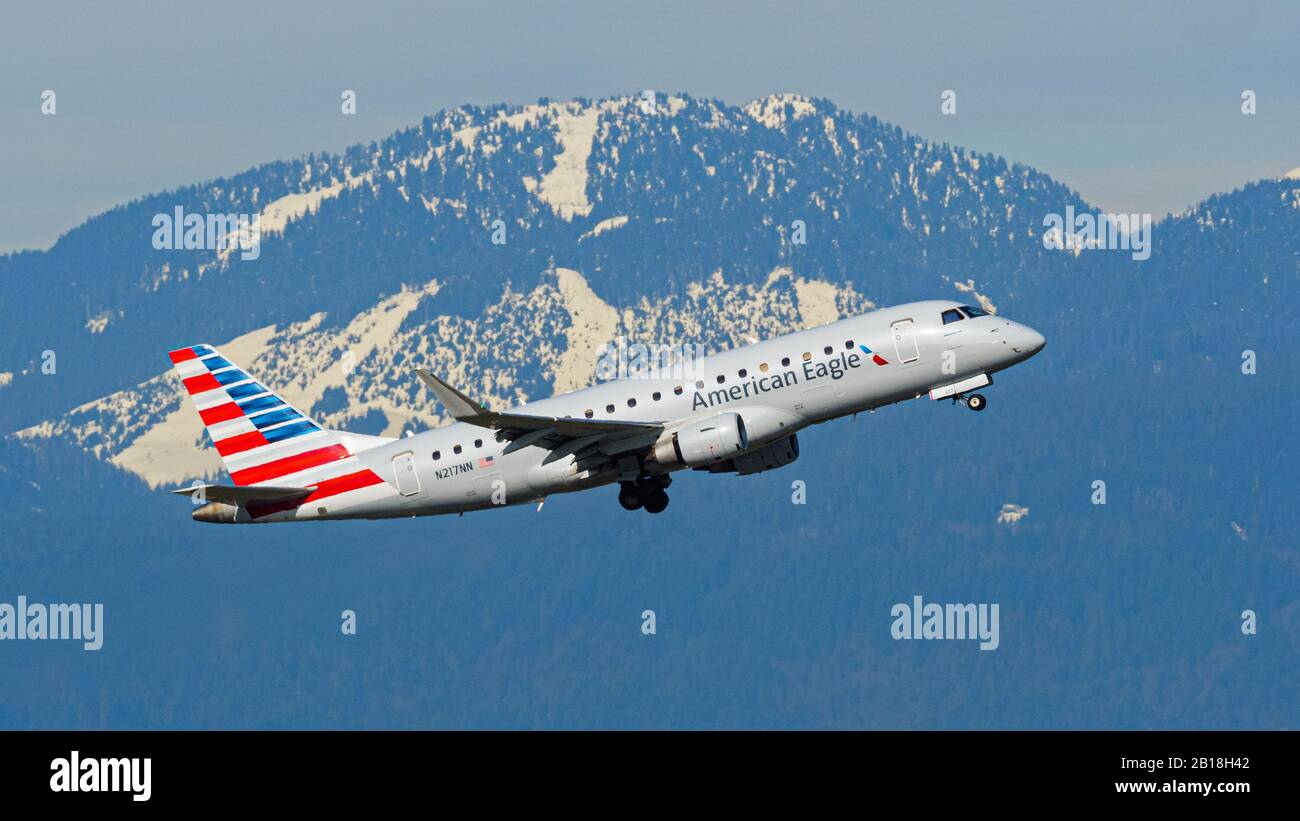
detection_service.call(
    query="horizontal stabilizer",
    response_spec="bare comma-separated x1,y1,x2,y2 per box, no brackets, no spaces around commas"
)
169,484,312,506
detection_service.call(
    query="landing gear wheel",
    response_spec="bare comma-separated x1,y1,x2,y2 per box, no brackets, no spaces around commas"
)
966,393,987,412
618,482,643,511
642,490,670,514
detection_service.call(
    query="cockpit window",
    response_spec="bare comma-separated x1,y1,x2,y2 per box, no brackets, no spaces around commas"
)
960,305,989,317
941,308,964,325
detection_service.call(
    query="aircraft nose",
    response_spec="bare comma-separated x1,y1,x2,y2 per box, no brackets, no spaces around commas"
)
1020,325,1046,356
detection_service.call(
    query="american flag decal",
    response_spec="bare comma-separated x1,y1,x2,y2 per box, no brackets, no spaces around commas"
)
478,455,495,468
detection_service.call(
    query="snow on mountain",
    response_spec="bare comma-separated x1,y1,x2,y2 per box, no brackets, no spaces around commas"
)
529,101,611,219
578,215,628,241
744,93,818,129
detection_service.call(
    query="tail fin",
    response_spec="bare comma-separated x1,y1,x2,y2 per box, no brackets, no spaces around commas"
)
168,344,361,489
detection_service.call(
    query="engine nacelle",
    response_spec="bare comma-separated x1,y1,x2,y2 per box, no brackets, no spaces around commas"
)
703,433,800,475
652,412,748,467
733,406,803,447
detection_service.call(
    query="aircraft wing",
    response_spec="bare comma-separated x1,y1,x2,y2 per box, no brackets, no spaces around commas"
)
415,369,662,455
169,484,312,505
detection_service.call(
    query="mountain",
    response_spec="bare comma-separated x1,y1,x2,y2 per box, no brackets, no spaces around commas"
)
0,93,1083,433
0,94,1295,729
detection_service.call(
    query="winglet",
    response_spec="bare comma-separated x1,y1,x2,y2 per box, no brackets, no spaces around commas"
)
415,369,488,419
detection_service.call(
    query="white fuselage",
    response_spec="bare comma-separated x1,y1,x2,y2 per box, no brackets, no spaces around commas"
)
291,299,1044,520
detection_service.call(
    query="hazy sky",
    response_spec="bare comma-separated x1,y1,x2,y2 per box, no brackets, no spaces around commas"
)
2,0,1297,252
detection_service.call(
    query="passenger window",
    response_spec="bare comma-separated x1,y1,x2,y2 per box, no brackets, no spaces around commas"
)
453,444,462,455
673,386,683,395
823,345,833,355
738,368,747,378
760,363,769,373
781,357,790,367
432,451,441,460
695,380,704,389
605,404,615,413
802,352,812,362
716,374,725,384
474,439,482,448
627,398,636,408
584,409,593,418
942,308,964,325
652,391,661,401
845,340,854,349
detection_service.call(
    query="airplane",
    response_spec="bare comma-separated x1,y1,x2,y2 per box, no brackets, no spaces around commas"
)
168,299,1044,523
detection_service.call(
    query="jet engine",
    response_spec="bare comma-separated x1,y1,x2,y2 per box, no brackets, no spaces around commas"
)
651,412,748,467
701,433,800,475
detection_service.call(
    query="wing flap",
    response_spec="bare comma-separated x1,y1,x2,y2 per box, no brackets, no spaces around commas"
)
415,369,663,451
488,412,660,436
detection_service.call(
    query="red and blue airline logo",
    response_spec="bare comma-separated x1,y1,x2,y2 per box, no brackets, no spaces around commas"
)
859,344,889,366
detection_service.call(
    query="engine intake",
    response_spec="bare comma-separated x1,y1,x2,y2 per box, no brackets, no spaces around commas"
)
652,412,748,467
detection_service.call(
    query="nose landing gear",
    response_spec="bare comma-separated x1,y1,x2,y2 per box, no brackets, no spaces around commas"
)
951,392,987,411
618,476,671,513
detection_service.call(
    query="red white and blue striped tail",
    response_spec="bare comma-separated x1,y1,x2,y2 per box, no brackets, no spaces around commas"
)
168,344,387,518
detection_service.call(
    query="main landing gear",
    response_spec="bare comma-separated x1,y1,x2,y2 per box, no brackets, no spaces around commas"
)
952,393,987,412
618,476,671,514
